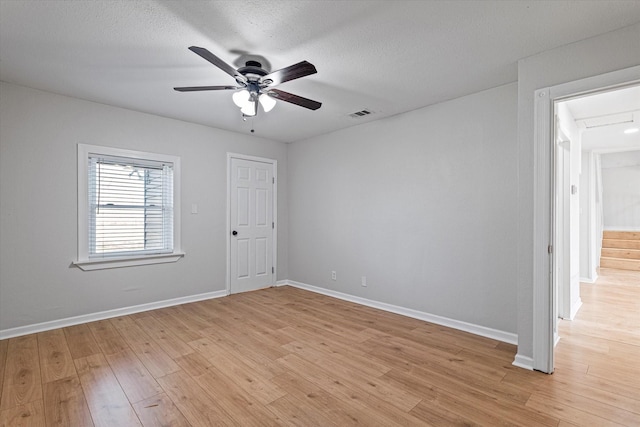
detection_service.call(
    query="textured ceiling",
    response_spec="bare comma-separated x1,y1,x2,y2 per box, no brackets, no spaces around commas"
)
1,1,640,143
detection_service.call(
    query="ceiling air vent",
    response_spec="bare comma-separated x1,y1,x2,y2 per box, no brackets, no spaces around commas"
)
349,109,373,119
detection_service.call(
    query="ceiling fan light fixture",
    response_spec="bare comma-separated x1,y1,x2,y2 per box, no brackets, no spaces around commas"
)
232,89,250,108
241,100,257,117
259,93,276,112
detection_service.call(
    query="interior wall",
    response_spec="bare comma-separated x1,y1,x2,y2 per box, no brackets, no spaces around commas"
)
579,151,599,281
0,82,288,333
556,102,582,318
517,23,640,360
601,156,640,230
288,83,518,334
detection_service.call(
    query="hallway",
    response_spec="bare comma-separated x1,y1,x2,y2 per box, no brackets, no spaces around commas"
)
539,268,640,424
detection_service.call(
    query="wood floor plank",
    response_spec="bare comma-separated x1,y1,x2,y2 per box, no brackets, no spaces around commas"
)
533,388,639,426
271,371,402,426
134,316,194,359
115,322,180,379
281,336,391,379
537,369,640,415
74,354,141,427
151,311,204,343
193,368,282,426
156,370,235,427
86,320,129,356
266,393,339,427
104,348,162,404
0,399,45,427
62,324,102,360
37,330,75,384
276,353,425,425
189,338,286,405
0,335,42,411
132,393,190,427
196,328,286,379
43,376,93,427
173,352,214,378
385,367,557,426
408,398,479,426
525,392,623,427
0,340,7,400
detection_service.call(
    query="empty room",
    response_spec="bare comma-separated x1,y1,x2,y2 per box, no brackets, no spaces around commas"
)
1,1,639,426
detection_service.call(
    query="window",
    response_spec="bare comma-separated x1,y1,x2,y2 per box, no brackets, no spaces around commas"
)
75,144,183,270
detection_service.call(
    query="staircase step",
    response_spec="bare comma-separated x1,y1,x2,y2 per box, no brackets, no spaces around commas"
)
602,239,640,250
603,230,640,240
600,257,640,271
601,248,640,260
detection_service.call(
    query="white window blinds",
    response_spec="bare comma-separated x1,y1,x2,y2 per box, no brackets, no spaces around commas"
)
87,154,174,258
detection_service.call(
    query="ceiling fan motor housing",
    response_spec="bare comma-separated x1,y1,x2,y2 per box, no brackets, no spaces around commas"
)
238,61,268,80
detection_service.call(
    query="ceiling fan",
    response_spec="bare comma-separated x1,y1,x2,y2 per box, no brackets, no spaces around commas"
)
174,46,322,117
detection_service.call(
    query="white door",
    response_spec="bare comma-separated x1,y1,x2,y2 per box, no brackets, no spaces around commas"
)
229,156,275,294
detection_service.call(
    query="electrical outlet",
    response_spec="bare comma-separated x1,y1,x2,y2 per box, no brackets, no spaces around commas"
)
361,276,367,287
331,271,336,281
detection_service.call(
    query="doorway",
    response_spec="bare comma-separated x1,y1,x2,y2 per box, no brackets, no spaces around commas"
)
531,65,640,373
227,153,277,294
554,83,640,350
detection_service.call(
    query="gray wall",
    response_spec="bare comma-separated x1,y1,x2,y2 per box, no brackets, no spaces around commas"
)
288,83,518,334
0,82,288,332
516,23,640,359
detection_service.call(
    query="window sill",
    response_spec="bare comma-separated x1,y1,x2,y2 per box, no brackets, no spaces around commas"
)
73,252,185,271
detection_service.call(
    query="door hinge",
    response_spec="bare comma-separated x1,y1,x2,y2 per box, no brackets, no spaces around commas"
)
548,245,553,254
272,177,275,184
272,266,275,274
272,222,274,229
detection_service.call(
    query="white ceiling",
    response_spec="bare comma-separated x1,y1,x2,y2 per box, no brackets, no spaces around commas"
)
564,85,640,152
2,1,640,143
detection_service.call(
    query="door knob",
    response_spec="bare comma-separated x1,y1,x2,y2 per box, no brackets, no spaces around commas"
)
232,230,238,236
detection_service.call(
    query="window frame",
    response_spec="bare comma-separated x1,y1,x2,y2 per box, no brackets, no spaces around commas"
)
75,144,183,271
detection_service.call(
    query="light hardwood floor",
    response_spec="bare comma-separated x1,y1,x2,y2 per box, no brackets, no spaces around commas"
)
0,269,638,426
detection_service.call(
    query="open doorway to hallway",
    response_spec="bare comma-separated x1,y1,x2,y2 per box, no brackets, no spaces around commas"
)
553,83,640,368
549,267,640,424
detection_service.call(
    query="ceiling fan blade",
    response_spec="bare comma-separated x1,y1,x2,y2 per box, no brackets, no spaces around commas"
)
188,46,246,83
174,85,240,92
268,89,322,110
262,61,317,86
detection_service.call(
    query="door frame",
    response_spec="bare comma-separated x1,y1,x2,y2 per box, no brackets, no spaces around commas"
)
531,65,640,373
226,152,278,295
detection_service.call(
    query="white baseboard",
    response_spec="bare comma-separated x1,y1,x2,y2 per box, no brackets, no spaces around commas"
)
0,290,228,340
604,226,640,231
579,274,598,284
512,354,534,370
282,280,518,345
569,298,583,320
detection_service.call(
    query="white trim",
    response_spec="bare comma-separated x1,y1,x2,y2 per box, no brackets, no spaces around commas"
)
533,87,555,373
282,280,518,345
569,298,583,320
603,226,640,231
532,65,640,374
579,274,598,284
512,354,534,371
275,280,289,287
76,144,182,268
74,252,185,271
0,290,227,340
226,153,278,294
